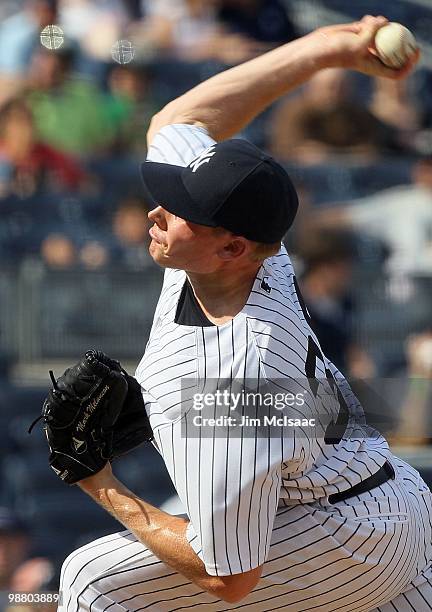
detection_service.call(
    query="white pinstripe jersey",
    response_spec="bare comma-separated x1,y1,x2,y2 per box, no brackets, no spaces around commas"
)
135,124,391,577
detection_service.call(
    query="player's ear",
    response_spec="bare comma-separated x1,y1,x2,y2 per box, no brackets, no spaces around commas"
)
217,237,248,260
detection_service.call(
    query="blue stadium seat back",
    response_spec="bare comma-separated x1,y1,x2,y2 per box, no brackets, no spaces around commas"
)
0,416,16,453
33,193,113,244
42,192,110,225
85,158,143,196
3,450,61,491
29,526,79,561
349,72,374,105
35,268,163,359
8,415,48,451
350,274,431,374
29,490,118,527
282,162,355,205
350,159,413,197
411,68,432,128
113,449,176,501
318,0,409,24
401,4,432,38
0,386,46,418
1,453,36,508
0,196,43,256
283,157,414,206
71,527,128,552
151,59,213,105
354,234,390,267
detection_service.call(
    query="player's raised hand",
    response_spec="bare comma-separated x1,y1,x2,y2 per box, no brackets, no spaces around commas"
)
312,15,420,79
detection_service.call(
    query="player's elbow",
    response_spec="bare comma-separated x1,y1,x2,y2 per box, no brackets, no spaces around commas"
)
213,581,256,603
146,103,207,147
146,111,166,148
208,565,263,603
209,583,250,603
218,588,252,604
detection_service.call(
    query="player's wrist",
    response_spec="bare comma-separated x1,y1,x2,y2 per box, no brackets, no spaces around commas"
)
77,462,114,492
276,32,331,75
303,31,343,70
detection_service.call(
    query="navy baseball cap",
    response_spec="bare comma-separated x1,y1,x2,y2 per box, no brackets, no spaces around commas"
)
140,139,298,243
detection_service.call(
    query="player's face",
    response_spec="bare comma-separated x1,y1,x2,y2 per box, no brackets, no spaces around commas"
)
147,206,234,272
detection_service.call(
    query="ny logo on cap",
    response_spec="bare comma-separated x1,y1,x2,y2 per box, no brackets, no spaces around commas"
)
189,146,216,173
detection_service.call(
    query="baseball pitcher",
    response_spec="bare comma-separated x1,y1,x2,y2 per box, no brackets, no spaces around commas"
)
38,15,431,611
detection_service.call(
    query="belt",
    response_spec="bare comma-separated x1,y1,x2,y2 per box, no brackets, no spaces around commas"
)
328,460,395,504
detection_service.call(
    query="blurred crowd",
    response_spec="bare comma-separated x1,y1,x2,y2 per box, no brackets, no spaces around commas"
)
0,0,430,379
0,1,430,389
0,0,301,270
0,507,53,592
0,1,431,271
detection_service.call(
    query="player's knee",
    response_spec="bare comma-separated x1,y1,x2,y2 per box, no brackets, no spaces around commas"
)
60,543,94,594
60,548,78,587
59,546,101,610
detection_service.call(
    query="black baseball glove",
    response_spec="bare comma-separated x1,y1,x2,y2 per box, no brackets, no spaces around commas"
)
112,372,154,458
29,350,153,484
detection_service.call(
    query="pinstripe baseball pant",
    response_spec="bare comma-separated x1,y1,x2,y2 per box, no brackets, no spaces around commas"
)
59,456,432,611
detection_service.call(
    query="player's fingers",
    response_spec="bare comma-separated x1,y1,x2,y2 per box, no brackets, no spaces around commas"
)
360,14,388,25
359,15,388,46
393,48,421,78
367,48,420,79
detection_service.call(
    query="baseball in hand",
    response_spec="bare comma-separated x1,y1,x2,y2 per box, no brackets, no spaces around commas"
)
374,22,418,69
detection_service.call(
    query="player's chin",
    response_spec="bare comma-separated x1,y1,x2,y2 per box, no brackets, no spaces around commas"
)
149,241,176,268
149,239,165,257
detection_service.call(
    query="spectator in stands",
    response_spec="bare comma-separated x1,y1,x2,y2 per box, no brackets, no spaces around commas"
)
217,0,297,46
315,157,432,275
58,0,129,64
39,197,152,271
135,0,269,64
370,76,421,133
41,233,111,270
296,228,375,377
79,240,109,269
0,1,58,84
0,2,27,23
105,63,158,155
0,98,85,197
381,329,432,447
367,75,422,153
0,507,53,592
40,233,77,268
412,67,432,131
39,198,153,271
269,68,396,163
27,47,120,156
111,197,153,269
396,330,432,445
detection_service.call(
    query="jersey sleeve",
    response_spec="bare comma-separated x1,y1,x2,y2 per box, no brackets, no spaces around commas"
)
162,423,282,576
146,123,217,167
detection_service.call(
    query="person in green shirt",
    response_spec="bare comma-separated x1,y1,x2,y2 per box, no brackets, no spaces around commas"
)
27,47,121,157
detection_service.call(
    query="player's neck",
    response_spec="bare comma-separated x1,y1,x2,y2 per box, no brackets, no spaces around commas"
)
187,263,261,325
